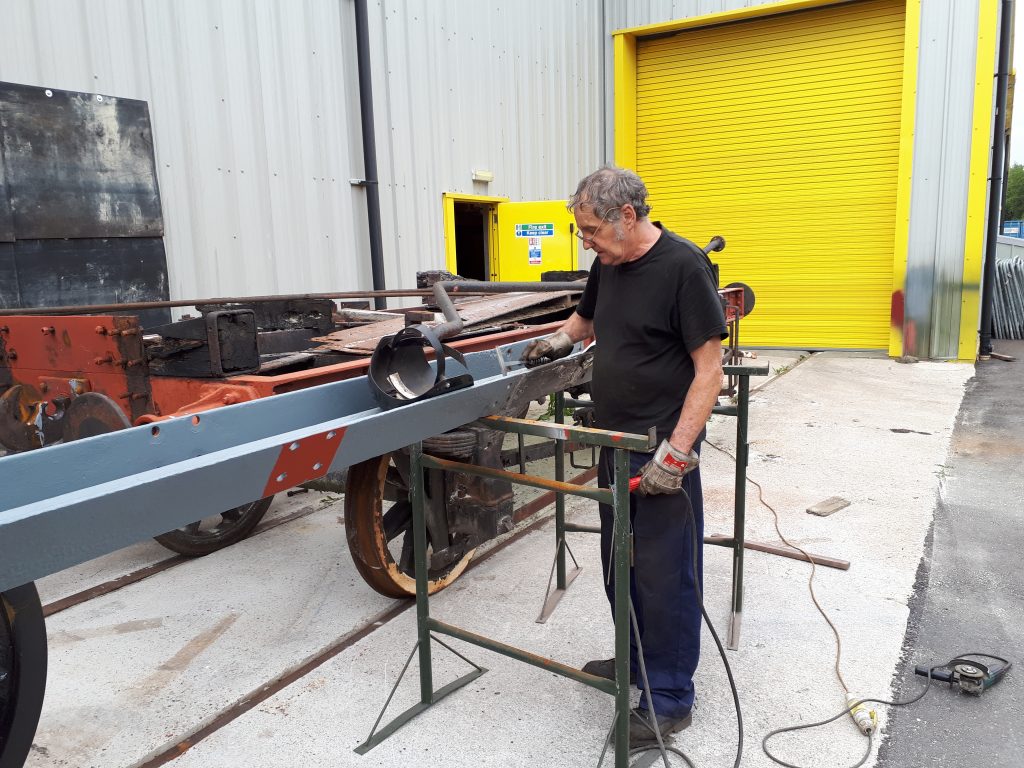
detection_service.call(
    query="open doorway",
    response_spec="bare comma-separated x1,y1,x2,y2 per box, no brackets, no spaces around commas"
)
443,193,505,281
453,202,492,281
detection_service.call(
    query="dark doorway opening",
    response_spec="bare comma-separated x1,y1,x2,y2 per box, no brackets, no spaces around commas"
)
453,202,492,281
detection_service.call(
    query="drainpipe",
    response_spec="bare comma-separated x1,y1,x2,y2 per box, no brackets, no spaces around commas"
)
354,0,387,309
979,0,1014,357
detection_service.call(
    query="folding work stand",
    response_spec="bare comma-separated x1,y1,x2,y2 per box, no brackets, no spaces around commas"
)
356,363,766,766
551,363,768,648
356,417,654,767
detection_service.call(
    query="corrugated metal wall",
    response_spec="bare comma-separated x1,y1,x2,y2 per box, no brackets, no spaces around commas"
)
369,0,605,284
0,0,605,301
0,0,994,359
903,0,984,359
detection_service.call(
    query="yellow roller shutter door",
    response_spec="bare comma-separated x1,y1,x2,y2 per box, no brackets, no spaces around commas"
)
635,0,905,349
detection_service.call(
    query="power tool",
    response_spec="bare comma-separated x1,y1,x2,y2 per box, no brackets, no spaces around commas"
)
915,653,1011,695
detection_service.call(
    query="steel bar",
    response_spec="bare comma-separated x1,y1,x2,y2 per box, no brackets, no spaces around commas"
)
421,455,612,504
411,442,434,704
564,523,601,534
474,415,655,451
705,535,850,571
562,397,592,409
728,373,751,651
0,346,592,592
512,466,598,524
426,619,615,695
555,391,568,591
535,538,582,624
353,643,484,755
0,289,501,317
612,448,631,766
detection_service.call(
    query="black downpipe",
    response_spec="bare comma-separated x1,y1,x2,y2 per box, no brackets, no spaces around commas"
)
979,0,1014,357
354,0,387,310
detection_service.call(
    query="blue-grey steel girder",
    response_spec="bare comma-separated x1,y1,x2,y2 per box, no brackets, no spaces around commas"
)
0,343,592,592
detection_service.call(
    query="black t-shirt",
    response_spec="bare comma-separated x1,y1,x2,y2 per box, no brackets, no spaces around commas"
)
576,224,728,439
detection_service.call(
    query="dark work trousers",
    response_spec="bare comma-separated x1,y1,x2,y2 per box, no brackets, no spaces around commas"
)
597,444,704,719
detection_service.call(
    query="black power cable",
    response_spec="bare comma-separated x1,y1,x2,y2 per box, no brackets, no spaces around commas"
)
762,671,936,768
597,485,743,768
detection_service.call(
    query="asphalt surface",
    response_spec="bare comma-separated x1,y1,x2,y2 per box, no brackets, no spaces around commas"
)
878,341,1024,768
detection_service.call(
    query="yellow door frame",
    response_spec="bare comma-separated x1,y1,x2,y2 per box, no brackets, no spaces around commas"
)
613,0,923,357
958,0,1000,361
442,193,508,278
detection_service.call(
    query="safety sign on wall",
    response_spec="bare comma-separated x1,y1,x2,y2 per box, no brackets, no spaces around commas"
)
528,236,542,265
516,223,553,266
515,223,555,237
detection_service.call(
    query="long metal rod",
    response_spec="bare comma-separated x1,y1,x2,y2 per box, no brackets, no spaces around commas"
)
475,415,654,451
410,443,433,703
980,0,1015,356
426,619,615,695
0,289,496,317
612,448,631,766
353,0,387,309
554,391,567,590
705,535,850,571
421,454,612,504
728,373,751,651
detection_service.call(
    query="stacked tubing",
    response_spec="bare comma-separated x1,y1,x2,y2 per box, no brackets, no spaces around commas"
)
993,257,1024,339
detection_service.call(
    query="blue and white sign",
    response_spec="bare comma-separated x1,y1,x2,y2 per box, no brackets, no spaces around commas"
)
515,223,555,237
528,236,542,265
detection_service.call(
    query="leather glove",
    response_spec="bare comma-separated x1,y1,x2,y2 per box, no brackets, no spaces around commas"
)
521,331,573,367
636,440,699,496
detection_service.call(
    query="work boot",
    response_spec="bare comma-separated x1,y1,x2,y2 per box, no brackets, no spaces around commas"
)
628,706,692,746
581,658,636,684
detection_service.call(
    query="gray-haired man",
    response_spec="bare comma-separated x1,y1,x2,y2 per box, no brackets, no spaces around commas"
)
523,166,727,746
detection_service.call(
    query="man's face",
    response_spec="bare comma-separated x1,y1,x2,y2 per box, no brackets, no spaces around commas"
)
574,204,630,265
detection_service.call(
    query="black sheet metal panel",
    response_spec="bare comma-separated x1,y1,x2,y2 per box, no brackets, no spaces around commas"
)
0,81,163,239
0,145,13,242
0,238,171,327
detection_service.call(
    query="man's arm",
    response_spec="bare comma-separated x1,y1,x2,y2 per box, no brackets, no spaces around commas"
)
521,311,594,365
668,337,723,453
559,311,595,343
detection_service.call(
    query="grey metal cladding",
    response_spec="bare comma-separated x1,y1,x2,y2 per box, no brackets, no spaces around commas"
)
0,81,163,240
903,0,982,360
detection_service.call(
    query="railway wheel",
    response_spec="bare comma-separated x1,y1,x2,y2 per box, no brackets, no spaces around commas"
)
62,393,273,557
0,584,47,768
345,452,475,598
153,497,274,556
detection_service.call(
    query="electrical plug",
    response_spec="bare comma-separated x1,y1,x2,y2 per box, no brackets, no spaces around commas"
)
846,693,877,735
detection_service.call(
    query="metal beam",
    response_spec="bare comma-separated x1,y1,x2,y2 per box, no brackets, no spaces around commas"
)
0,344,591,591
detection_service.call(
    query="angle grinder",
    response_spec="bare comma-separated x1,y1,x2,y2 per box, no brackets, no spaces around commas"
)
915,653,1011,695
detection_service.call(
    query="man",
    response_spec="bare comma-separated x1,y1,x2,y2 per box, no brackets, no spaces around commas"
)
522,166,727,745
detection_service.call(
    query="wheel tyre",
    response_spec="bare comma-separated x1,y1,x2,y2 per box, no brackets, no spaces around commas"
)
0,584,47,768
153,496,275,557
345,453,474,598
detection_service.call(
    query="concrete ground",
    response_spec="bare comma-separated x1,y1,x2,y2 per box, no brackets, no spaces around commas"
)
25,350,986,768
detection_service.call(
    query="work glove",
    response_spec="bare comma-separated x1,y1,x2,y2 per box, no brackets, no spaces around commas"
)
521,331,574,367
635,440,699,496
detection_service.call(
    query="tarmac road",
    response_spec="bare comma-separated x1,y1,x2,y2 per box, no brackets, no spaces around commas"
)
878,340,1024,768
